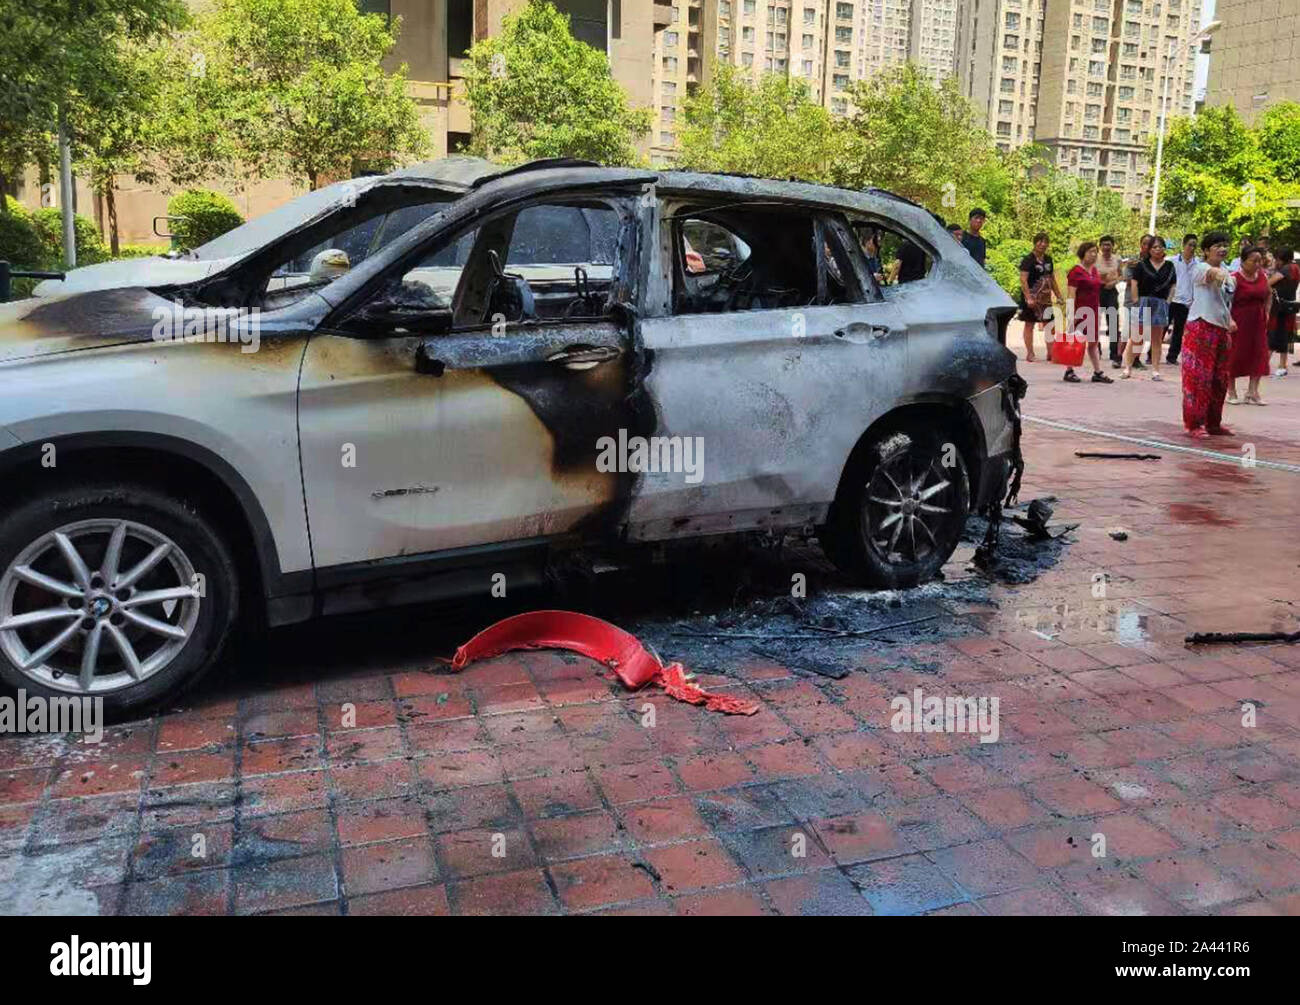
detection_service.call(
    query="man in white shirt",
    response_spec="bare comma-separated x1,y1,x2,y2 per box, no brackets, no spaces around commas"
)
1167,233,1199,364
1097,235,1125,366
1227,235,1252,273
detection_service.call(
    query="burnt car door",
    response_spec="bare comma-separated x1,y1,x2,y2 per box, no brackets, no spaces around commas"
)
627,198,910,539
295,183,647,572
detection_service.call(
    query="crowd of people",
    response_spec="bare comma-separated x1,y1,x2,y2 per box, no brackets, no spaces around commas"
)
1010,225,1299,438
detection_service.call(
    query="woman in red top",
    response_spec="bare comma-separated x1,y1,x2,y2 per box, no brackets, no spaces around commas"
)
1062,242,1113,384
1228,246,1272,405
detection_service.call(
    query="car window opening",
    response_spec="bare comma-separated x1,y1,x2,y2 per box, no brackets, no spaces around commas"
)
671,205,861,314
346,199,628,338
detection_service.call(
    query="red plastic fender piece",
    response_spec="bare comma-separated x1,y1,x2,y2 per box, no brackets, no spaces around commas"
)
452,610,758,715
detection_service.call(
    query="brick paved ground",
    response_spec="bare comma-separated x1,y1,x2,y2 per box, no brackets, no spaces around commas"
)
1,350,1297,915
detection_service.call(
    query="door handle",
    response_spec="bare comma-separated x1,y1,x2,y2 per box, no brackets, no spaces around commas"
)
547,344,621,370
834,322,896,343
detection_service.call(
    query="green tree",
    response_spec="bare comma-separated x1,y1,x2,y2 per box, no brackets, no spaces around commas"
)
835,65,1000,212
0,0,185,242
462,1,651,166
1158,104,1300,243
69,43,171,253
677,65,842,182
156,0,429,190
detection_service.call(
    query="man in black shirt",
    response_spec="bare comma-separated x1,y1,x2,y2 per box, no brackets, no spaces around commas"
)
961,208,987,267
895,240,927,283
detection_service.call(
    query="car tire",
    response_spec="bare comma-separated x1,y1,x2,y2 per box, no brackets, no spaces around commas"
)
821,423,970,590
0,482,238,716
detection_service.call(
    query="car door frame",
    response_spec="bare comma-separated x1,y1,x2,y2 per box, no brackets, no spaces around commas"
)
627,193,913,540
294,175,656,599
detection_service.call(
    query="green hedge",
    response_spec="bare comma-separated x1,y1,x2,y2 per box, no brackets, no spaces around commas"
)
167,189,244,252
30,207,110,268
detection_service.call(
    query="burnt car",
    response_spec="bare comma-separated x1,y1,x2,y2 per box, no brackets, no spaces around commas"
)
0,158,1022,711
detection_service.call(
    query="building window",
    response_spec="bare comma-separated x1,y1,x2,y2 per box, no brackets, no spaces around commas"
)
447,0,472,58
552,0,609,52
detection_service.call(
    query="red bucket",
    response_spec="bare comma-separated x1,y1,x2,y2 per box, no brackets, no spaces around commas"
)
1052,331,1087,367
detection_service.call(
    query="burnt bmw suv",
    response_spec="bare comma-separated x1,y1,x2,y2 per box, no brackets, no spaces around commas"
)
0,157,1022,712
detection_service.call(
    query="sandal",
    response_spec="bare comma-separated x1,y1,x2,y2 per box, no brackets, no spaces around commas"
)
1063,368,1081,383
1120,370,1132,379
1150,371,1163,381
1187,428,1210,439
1245,394,1267,406
1092,371,1113,383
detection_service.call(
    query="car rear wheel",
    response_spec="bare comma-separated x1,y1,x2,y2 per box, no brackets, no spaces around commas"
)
0,483,238,715
822,424,970,589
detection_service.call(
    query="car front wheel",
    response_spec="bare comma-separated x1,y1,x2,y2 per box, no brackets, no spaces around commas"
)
822,424,970,589
0,483,238,715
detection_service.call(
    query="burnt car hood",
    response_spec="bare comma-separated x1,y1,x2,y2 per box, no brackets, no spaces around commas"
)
32,256,220,297
0,287,173,364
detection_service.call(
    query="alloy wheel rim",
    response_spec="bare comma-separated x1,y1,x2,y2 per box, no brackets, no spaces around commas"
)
863,448,956,565
0,519,201,694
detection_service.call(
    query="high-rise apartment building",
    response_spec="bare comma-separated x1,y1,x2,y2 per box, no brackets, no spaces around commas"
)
955,0,1045,150
958,0,1202,210
1036,0,1200,210
1204,0,1300,122
909,0,961,85
651,2,961,162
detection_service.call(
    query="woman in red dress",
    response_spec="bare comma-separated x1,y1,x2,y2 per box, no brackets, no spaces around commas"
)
1228,246,1272,405
1062,241,1113,383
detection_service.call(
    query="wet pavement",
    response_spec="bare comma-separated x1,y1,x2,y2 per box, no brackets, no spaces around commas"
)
1,353,1298,915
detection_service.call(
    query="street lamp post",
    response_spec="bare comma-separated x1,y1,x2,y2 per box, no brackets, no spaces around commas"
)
1148,21,1221,235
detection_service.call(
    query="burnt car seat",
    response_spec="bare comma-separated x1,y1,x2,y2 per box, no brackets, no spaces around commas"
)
482,249,537,324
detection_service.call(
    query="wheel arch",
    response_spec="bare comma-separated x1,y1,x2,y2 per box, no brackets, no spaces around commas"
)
0,432,302,618
832,397,988,509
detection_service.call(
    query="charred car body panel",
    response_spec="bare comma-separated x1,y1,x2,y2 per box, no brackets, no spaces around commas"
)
0,160,1020,649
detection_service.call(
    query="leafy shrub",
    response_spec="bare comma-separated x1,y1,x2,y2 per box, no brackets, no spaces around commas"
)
0,210,51,298
0,210,47,269
167,189,243,252
113,243,166,260
30,207,111,268
984,246,1021,300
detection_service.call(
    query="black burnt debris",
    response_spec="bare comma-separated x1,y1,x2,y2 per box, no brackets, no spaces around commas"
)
966,500,1075,587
